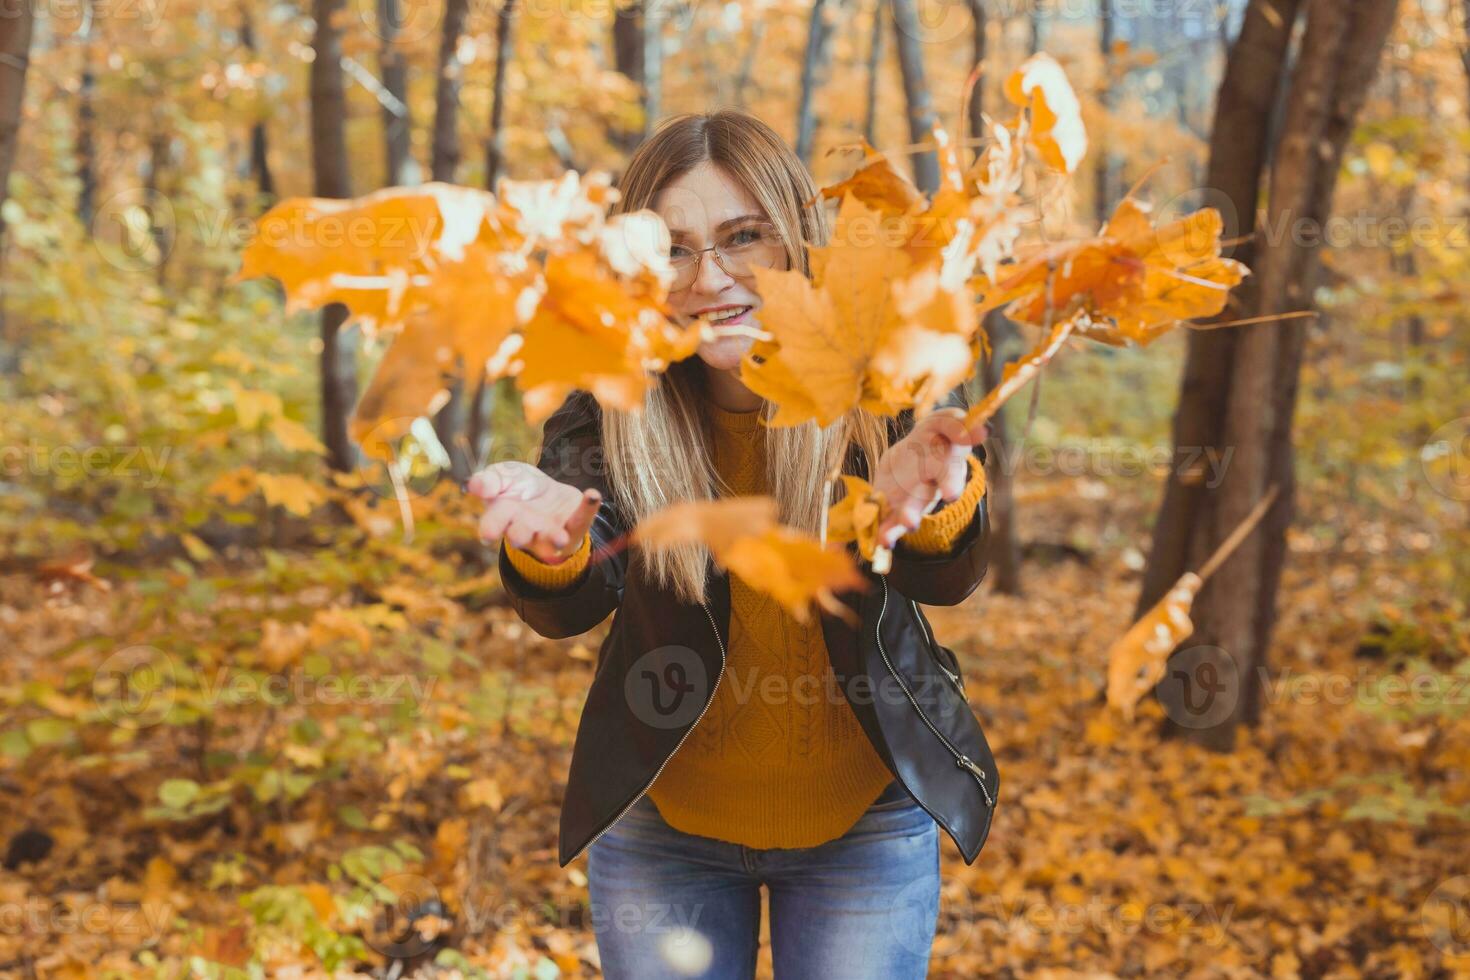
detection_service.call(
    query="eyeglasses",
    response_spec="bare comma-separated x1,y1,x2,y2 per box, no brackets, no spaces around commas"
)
668,221,786,291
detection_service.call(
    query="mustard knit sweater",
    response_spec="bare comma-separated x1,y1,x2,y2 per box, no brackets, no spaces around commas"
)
505,399,987,848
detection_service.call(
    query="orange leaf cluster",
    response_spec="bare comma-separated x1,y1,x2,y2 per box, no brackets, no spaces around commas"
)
741,117,1032,427
632,497,866,623
976,197,1250,348
235,174,704,459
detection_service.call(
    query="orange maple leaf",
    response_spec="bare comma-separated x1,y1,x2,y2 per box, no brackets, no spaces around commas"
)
1004,53,1089,174
1105,572,1203,722
975,197,1249,348
633,497,866,623
825,474,888,560
740,194,979,425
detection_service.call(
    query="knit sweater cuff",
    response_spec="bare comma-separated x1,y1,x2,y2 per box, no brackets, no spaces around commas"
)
901,454,987,554
504,530,592,590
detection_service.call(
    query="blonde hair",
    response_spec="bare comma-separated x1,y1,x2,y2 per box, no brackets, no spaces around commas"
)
603,108,891,605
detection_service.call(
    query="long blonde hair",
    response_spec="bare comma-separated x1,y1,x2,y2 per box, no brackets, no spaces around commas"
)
603,108,891,606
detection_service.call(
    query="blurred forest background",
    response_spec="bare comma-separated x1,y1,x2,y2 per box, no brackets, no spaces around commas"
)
1,0,1468,975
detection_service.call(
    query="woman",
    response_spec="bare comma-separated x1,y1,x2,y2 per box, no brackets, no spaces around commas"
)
470,109,999,979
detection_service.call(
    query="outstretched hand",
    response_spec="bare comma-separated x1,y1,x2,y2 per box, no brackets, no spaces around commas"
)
869,408,988,550
467,462,603,565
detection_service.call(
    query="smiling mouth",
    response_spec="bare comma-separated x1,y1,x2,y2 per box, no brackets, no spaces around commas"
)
703,305,753,325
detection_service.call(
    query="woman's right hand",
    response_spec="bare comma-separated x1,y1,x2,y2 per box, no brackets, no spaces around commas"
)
467,462,603,565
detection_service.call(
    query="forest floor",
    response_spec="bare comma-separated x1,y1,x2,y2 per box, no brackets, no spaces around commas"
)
1,469,1467,978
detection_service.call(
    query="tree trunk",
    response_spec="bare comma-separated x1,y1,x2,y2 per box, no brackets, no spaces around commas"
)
311,0,360,472
642,0,662,136
1094,0,1114,225
1462,0,1470,119
422,0,471,472
862,1,884,145
77,25,96,226
145,131,172,287
732,21,765,107
795,0,841,167
888,0,939,194
609,0,662,149
1240,0,1399,721
1138,0,1301,618
431,0,470,182
378,0,412,186
1141,0,1398,749
484,0,519,193
965,0,985,149
240,7,276,207
611,1,645,152
0,0,34,375
981,310,1024,595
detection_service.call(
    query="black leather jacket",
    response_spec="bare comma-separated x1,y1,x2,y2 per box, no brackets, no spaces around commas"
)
497,385,1000,868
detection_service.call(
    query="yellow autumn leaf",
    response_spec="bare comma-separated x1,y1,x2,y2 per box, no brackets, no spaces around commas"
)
826,474,888,560
633,496,865,623
741,194,978,425
269,416,326,455
255,472,326,517
207,467,259,506
1105,572,1203,722
1004,53,1089,174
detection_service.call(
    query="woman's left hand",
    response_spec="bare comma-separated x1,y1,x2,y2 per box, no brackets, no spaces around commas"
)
869,407,989,549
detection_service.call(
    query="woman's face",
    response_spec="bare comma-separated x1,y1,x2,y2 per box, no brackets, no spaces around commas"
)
653,160,791,372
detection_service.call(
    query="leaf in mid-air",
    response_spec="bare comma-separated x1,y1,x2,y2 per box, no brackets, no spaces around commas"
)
513,219,703,425
1105,572,1203,722
974,197,1249,348
1004,53,1089,174
235,182,523,335
826,474,888,560
740,194,979,425
816,143,927,218
962,315,1077,436
632,496,865,623
816,122,1024,288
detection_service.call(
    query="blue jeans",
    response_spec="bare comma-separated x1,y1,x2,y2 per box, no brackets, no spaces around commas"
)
585,779,940,979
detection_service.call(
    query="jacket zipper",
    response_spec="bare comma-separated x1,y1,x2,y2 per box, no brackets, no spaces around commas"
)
567,599,728,864
876,575,995,809
910,596,965,696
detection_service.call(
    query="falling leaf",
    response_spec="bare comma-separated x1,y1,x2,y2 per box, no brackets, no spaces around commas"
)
963,315,1076,434
633,497,865,623
977,197,1249,347
1004,53,1089,174
514,244,702,424
816,142,927,217
633,496,779,553
722,529,866,624
1105,572,1203,722
741,194,978,425
826,475,888,560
